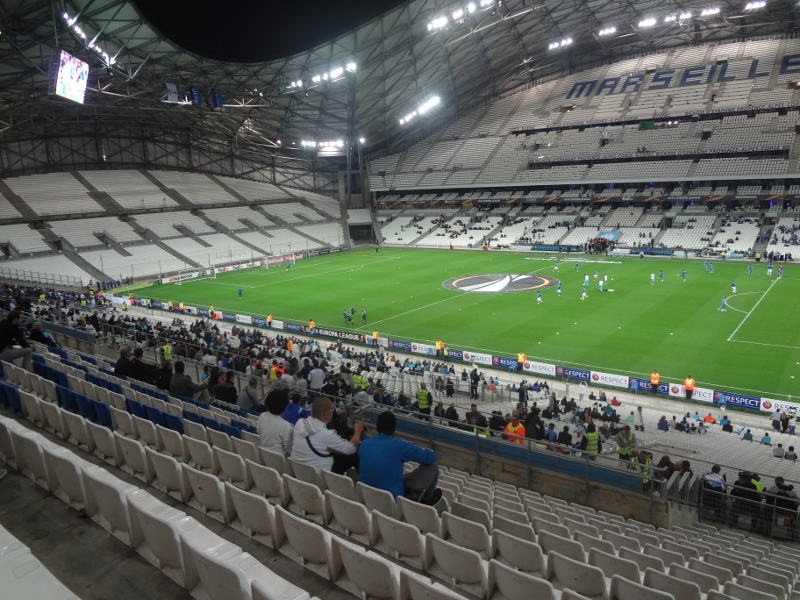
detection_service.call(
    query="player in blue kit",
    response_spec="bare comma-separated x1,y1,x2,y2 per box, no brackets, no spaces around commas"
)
536,291,543,304
680,268,687,282
659,270,664,282
731,281,736,294
747,263,753,276
238,287,243,298
719,297,728,312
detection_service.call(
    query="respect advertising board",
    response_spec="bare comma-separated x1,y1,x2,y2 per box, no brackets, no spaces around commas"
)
590,370,629,388
556,366,591,381
524,360,557,377
461,351,493,366
492,356,518,370
628,377,670,395
759,397,800,414
713,391,761,411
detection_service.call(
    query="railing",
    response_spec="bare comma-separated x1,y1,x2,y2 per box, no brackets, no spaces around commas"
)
0,266,83,289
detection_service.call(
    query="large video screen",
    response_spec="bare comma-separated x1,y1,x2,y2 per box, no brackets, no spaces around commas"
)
55,50,89,104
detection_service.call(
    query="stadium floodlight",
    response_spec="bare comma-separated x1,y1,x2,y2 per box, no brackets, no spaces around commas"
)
701,6,721,15
638,17,657,27
311,75,322,83
744,0,766,8
467,2,476,12
399,95,441,125
598,26,617,36
345,62,357,72
358,137,366,144
548,37,573,50
427,16,448,30
480,0,493,6
62,12,116,65
329,67,344,79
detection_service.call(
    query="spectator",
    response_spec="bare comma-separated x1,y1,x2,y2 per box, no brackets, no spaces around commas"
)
114,347,132,377
290,397,363,472
774,443,785,458
771,409,782,432
465,404,487,428
657,416,669,431
359,411,441,505
503,412,526,444
257,389,293,455
128,347,154,383
703,413,716,424
730,471,761,528
766,476,799,521
616,425,636,461
0,310,32,370
214,370,237,404
580,423,602,458
28,322,57,347
556,426,572,453
743,429,753,442
786,446,798,462
703,464,726,490
443,403,459,423
283,394,310,425
633,406,644,431
170,360,207,399
307,362,325,394
237,377,261,411
153,360,172,390
760,432,772,446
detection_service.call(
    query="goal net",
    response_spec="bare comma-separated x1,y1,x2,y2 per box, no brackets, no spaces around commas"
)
159,267,217,285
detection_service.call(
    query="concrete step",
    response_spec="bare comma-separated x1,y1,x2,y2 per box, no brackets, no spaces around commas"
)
64,250,110,282
0,180,39,220
138,170,193,208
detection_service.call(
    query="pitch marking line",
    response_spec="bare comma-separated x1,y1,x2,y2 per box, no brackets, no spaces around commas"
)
729,339,800,350
727,278,780,342
724,291,762,314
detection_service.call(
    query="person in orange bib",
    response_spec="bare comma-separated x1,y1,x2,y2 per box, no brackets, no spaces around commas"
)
504,413,526,445
650,370,660,391
266,314,273,328
308,319,315,335
684,375,696,400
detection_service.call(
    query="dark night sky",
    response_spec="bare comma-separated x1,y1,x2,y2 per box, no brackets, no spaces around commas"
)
134,0,408,62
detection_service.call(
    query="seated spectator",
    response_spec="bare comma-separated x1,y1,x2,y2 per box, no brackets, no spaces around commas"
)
153,360,172,391
214,371,237,404
170,361,207,400
786,446,798,462
237,377,261,411
657,416,669,431
743,429,753,441
774,443,785,458
128,347,155,383
703,464,726,490
359,411,441,505
257,389,293,455
761,432,772,446
703,413,716,424
0,309,32,371
283,394,310,425
28,322,57,347
114,347,132,377
556,426,572,452
290,397,363,472
443,403,459,423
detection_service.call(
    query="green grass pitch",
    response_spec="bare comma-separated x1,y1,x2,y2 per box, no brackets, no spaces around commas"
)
138,247,800,399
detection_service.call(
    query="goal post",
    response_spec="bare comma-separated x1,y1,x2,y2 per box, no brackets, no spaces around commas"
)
166,267,216,285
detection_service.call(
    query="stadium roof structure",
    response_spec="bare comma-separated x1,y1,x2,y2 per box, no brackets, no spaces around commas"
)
0,0,797,182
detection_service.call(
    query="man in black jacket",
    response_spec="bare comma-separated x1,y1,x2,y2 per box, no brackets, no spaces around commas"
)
114,347,132,377
0,310,32,370
214,370,237,404
127,347,155,383
170,361,207,400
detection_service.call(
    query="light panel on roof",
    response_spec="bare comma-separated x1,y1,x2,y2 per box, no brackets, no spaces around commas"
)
548,37,573,50
598,26,617,36
701,7,721,15
399,95,441,125
744,1,766,9
638,17,657,27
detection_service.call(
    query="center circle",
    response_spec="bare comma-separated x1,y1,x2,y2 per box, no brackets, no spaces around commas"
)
442,273,560,294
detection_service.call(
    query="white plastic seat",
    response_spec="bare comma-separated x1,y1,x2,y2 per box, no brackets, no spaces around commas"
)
146,447,191,502
451,500,492,532
574,530,615,555
723,581,777,600
82,464,137,545
669,563,720,595
737,574,785,600
126,489,199,587
275,505,335,580
214,446,252,490
62,410,94,452
748,566,790,594
182,464,234,523
247,459,290,506
610,574,675,600
39,400,65,437
603,530,642,553
87,420,120,466
442,511,492,559
157,425,186,461
260,448,289,474
132,415,160,449
662,539,699,562
114,432,154,483
624,527,660,549
325,490,375,545
704,552,744,576
43,445,89,511
322,469,357,501
182,419,208,442
546,551,605,600
331,537,400,600
646,543,685,568
398,495,442,536
179,523,252,600
425,533,489,599
288,457,325,489
183,435,219,474
398,570,467,600
225,483,282,549
283,474,330,525
538,529,585,562
0,417,17,468
358,481,398,517
488,558,555,600
589,547,641,582
619,547,666,573
644,567,702,600
231,437,261,465
373,511,427,570
10,428,51,489
491,529,545,576
40,377,58,405
531,517,570,539
687,557,730,584
110,406,137,438
19,391,44,427
207,427,233,452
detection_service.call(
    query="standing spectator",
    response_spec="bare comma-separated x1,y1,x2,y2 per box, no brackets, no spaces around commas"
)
128,347,155,383
616,425,636,461
503,412,526,445
257,389,293,455
237,377,261,411
580,423,602,458
634,406,644,431
771,409,782,432
0,310,32,370
290,397,363,472
359,411,441,505
556,426,572,453
308,361,325,394
469,368,479,399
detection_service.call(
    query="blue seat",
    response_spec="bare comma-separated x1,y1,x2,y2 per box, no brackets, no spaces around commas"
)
75,395,97,423
201,417,222,431
126,399,148,419
183,410,202,423
93,401,113,429
57,385,79,413
163,414,184,434
145,405,166,427
79,354,97,365
221,423,241,438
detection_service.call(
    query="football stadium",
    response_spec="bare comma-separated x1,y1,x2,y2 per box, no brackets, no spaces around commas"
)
2,0,800,598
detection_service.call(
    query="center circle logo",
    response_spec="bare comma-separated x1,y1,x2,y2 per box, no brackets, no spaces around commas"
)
442,273,560,294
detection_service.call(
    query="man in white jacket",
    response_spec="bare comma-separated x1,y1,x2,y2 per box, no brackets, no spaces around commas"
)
290,397,363,471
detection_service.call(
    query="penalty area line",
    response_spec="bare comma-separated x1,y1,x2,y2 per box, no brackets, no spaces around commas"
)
726,278,779,342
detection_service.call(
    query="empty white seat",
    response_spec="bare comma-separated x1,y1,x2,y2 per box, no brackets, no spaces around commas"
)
114,432,154,483
156,425,185,461
610,574,675,600
704,552,745,576
321,469,357,501
126,489,198,587
283,474,330,525
373,511,427,570
110,406,136,438
737,574,785,600
43,445,88,511
358,481,398,517
146,447,191,502
62,410,94,452
231,437,261,465
207,427,233,452
620,547,666,573
82,464,137,545
443,511,492,559
748,566,790,593
182,419,208,442
425,533,489,599
132,415,160,449
10,428,51,490
589,547,641,582
86,420,120,466
325,490,374,546
247,459,289,506
183,435,219,473
0,418,18,468
451,500,492,532
687,557,730,584
288,457,325,489
546,551,605,600
604,530,641,553
183,464,234,523
398,570,467,600
662,539,699,562
398,496,442,536
261,448,289,474
491,530,545,576
225,483,282,549
214,446,252,490
251,575,309,600
538,529,584,562
488,558,555,600
646,543,685,568
644,567,702,600
574,530,615,555
39,400,65,438
723,581,777,600
19,391,44,427
492,513,535,541
670,563,720,594
275,505,335,580
331,537,400,600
